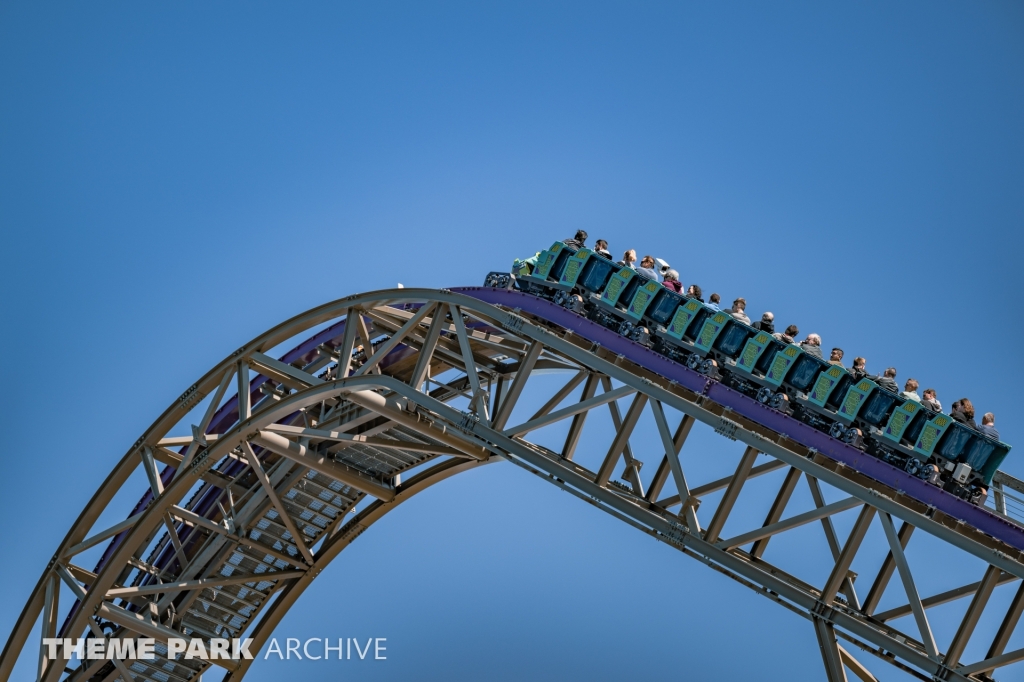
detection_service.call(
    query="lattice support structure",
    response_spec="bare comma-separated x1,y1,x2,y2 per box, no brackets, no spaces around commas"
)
2,288,1023,682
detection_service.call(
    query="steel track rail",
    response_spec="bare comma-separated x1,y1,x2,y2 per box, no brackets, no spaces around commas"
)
3,287,1022,682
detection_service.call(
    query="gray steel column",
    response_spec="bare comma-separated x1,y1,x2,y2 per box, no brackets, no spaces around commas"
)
945,564,1001,668
595,393,647,487
987,579,1024,661
750,466,802,560
492,341,542,430
562,373,599,460
862,521,914,616
645,414,694,504
821,505,875,605
813,618,849,682
703,446,758,544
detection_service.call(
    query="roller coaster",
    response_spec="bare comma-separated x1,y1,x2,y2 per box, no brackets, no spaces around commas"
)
501,242,1011,506
3,273,1024,681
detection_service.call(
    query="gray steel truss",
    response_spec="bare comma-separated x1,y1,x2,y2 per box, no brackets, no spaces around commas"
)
2,289,1023,682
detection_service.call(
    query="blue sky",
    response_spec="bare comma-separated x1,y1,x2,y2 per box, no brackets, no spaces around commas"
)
2,2,1023,680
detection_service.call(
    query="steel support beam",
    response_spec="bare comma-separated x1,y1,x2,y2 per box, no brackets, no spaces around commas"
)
862,521,914,616
342,389,489,460
561,373,599,461
37,575,57,682
106,570,305,598
879,512,939,660
987,580,1024,662
505,384,633,437
650,400,700,532
656,460,787,508
240,442,315,565
352,312,380,375
595,393,648,487
645,413,694,504
491,341,543,430
718,497,862,550
249,431,396,502
96,603,236,672
527,369,587,423
838,646,879,682
945,565,1001,668
354,303,435,377
813,617,849,682
448,304,486,416
336,308,359,379
821,505,875,605
703,446,759,545
750,466,802,560
873,572,1017,623
958,646,1024,676
237,359,251,421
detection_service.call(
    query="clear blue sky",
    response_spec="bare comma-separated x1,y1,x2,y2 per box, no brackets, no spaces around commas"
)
2,2,1023,681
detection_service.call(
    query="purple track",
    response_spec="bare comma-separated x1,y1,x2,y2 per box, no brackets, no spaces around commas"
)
453,286,1024,552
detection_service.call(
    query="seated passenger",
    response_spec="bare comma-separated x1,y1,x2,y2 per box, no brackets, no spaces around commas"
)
687,284,704,302
774,324,799,345
637,255,660,280
901,378,921,402
752,312,775,333
980,413,1000,440
873,367,899,393
707,293,722,311
618,249,637,269
829,347,845,366
951,399,978,429
563,230,588,249
662,269,683,293
729,298,751,325
921,388,942,412
594,239,612,259
799,334,823,359
849,357,868,381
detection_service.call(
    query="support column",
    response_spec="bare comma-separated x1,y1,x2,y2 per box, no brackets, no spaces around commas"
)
862,521,914,616
703,446,758,544
945,565,1001,668
750,466,802,559
813,618,849,682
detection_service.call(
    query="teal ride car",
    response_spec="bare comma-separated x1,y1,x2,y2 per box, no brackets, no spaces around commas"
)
484,242,1011,505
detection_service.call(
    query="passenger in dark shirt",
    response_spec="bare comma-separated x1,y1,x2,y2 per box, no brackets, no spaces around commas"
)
752,312,775,334
980,413,1000,440
799,334,823,359
872,367,899,393
921,388,942,412
849,357,868,381
594,239,612,259
951,399,979,430
563,230,588,249
686,284,704,303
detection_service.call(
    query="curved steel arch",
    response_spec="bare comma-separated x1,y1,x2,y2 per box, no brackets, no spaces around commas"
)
4,288,1024,682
